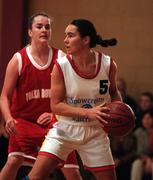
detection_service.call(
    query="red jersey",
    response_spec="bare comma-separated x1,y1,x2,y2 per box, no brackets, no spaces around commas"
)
11,46,59,123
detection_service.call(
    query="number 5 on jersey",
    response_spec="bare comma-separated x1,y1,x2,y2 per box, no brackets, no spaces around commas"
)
99,80,108,94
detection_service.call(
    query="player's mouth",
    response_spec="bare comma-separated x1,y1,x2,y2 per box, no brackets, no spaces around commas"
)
65,46,70,51
40,35,48,39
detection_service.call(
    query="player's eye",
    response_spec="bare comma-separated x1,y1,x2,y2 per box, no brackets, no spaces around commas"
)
45,24,51,30
67,33,75,38
36,25,42,29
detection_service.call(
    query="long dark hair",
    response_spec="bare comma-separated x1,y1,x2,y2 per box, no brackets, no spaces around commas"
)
71,19,117,48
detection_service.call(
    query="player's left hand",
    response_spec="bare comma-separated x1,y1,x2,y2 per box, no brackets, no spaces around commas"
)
37,112,52,126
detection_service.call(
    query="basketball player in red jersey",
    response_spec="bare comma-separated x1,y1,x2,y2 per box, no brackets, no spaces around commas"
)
26,19,122,180
0,12,80,180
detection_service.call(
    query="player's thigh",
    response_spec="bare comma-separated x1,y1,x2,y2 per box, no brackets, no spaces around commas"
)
79,127,114,168
28,154,59,179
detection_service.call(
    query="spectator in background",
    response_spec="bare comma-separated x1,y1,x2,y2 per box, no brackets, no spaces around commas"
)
131,110,153,180
117,78,137,113
110,133,137,180
136,92,153,128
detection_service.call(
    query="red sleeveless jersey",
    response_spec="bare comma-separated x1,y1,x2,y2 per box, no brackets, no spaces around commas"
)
11,46,58,123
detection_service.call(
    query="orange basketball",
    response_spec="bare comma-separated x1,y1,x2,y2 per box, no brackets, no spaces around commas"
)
103,101,135,137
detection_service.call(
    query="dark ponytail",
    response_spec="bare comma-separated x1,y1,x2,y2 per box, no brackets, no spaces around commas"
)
71,19,117,48
96,35,117,47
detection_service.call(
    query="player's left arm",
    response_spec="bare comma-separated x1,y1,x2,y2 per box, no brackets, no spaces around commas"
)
109,60,122,102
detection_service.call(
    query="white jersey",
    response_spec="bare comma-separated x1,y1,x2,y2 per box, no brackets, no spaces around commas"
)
40,51,115,169
56,51,112,123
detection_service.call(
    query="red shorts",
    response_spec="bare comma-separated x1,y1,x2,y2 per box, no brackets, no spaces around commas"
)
8,118,78,167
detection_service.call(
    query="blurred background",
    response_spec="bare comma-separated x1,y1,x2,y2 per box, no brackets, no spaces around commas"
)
0,0,153,98
0,0,153,179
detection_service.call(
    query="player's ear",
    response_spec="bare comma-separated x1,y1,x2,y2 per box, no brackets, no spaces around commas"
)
28,29,32,37
83,36,90,46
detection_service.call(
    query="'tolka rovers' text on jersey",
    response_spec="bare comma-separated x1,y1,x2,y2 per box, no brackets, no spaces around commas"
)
11,46,63,123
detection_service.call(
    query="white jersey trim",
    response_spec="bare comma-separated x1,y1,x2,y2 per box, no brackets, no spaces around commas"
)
63,164,79,169
16,52,22,76
26,46,53,70
101,53,111,77
8,152,36,160
8,152,36,166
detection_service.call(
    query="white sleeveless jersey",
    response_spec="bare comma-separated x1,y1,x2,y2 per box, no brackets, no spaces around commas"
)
56,51,112,123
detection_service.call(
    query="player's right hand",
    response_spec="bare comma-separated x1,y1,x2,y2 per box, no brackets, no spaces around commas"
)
86,104,110,127
5,118,17,135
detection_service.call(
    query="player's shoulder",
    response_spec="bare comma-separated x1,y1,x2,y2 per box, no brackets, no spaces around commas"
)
94,50,110,60
56,54,68,64
57,49,66,58
9,47,26,65
101,52,111,62
94,51,111,66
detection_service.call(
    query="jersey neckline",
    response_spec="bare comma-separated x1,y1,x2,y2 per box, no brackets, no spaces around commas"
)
66,52,101,79
26,46,53,70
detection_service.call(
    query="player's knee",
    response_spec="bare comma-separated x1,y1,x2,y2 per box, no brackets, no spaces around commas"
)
63,168,82,180
6,156,24,167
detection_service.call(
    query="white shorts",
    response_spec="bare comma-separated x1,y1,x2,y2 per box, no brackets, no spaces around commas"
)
40,120,115,171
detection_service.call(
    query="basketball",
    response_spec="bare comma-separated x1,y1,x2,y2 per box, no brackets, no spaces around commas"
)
103,101,135,137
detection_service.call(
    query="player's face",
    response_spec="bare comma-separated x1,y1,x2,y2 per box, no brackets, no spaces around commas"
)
28,15,51,44
64,24,87,54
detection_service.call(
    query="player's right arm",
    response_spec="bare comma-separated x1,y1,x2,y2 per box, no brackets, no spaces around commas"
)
0,54,19,135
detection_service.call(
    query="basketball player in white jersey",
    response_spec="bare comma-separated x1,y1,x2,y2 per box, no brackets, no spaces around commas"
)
0,12,80,180
26,19,122,180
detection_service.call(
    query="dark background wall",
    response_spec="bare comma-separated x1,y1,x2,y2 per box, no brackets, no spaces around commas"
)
0,0,29,92
0,0,153,99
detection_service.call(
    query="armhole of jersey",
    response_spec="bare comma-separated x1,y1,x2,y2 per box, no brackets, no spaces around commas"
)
16,52,22,76
109,58,113,80
55,61,64,79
